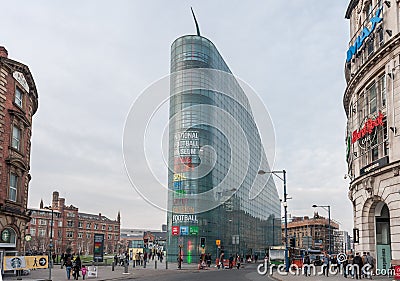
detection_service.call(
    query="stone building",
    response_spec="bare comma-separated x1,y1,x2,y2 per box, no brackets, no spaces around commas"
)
344,0,400,270
284,213,339,253
0,46,39,259
26,191,121,255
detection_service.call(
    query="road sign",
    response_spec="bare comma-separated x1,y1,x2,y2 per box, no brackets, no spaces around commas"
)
216,239,221,246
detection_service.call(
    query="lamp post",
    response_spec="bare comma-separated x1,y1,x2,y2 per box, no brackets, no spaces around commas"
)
45,206,54,281
312,204,331,255
258,169,289,272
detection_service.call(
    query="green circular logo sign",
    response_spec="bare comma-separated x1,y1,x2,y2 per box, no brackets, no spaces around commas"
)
25,234,32,242
1,229,11,242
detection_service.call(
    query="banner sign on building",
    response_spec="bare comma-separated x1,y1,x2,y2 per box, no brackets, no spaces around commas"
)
360,156,389,176
189,226,198,235
3,255,48,270
346,7,383,62
180,226,189,236
93,233,104,262
172,226,180,236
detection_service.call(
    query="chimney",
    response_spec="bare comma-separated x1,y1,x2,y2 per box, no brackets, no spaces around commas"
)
0,47,8,58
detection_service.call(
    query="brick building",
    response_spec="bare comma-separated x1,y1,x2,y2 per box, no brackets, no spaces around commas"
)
0,46,39,258
283,212,339,253
26,191,120,255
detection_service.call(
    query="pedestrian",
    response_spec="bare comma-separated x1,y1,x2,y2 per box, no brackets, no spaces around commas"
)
219,252,225,269
64,257,73,280
303,254,310,276
366,252,375,279
236,254,241,269
72,263,80,280
206,253,211,267
343,255,349,278
331,255,338,273
323,253,330,277
229,255,234,269
353,252,363,279
81,265,87,280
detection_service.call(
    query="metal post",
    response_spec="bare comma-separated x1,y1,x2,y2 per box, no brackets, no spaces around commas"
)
49,208,54,281
328,206,331,255
283,170,289,272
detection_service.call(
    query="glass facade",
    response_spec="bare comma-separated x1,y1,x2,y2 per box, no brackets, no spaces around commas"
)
167,35,281,263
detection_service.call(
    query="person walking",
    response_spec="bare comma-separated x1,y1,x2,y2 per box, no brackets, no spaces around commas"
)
366,252,375,279
323,253,330,277
64,257,73,280
81,265,87,280
303,254,311,276
353,253,363,279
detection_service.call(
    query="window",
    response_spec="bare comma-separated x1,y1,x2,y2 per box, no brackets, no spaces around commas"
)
86,222,91,229
67,221,74,227
108,234,112,240
78,233,83,239
9,173,18,201
114,226,118,231
38,229,46,237
58,221,62,227
86,233,91,239
379,75,386,107
15,87,23,108
108,226,112,231
368,84,377,115
67,213,75,218
39,219,47,225
102,225,106,230
30,228,36,236
66,231,74,238
94,224,98,230
58,230,62,237
31,218,36,224
12,126,21,151
78,222,83,228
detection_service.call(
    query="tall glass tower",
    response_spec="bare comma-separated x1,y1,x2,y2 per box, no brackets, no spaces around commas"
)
167,34,281,263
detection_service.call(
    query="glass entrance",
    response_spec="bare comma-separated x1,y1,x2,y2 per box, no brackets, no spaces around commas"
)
376,204,391,271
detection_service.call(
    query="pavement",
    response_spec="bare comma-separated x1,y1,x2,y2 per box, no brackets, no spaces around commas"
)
2,260,201,281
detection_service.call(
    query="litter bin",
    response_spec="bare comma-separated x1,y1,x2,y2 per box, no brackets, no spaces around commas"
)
395,265,400,280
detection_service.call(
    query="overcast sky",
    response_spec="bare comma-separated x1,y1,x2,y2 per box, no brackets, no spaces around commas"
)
0,1,352,231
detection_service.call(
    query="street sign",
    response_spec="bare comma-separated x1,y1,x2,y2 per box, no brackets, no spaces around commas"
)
216,239,221,246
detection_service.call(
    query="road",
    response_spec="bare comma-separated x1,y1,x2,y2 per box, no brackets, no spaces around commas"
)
117,264,274,281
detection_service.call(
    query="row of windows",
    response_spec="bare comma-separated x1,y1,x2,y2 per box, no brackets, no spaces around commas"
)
77,221,118,231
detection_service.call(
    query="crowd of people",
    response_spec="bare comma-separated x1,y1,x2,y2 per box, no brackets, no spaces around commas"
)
301,251,376,278
61,253,87,280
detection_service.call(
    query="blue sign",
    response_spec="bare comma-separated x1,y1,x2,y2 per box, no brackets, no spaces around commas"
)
180,226,189,236
346,7,383,62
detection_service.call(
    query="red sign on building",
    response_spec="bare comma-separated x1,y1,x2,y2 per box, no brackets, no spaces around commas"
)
352,112,384,144
172,226,180,236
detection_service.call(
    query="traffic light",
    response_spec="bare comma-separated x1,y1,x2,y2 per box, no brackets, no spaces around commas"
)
200,237,206,248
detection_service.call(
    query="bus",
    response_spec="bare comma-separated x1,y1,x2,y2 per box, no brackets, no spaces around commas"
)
269,246,286,266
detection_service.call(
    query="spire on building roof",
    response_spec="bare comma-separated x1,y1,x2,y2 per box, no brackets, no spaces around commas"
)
191,7,201,36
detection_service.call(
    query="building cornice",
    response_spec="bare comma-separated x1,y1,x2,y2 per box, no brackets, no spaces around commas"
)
345,0,360,19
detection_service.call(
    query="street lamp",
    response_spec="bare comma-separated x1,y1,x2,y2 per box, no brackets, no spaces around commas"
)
44,206,54,281
312,204,331,255
258,169,289,272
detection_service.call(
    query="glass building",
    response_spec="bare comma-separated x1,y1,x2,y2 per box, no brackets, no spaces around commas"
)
166,35,281,263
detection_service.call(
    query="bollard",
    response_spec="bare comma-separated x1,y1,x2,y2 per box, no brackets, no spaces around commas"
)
124,264,128,274
144,260,146,268
166,260,168,269
112,261,115,271
155,260,157,269
132,260,135,268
